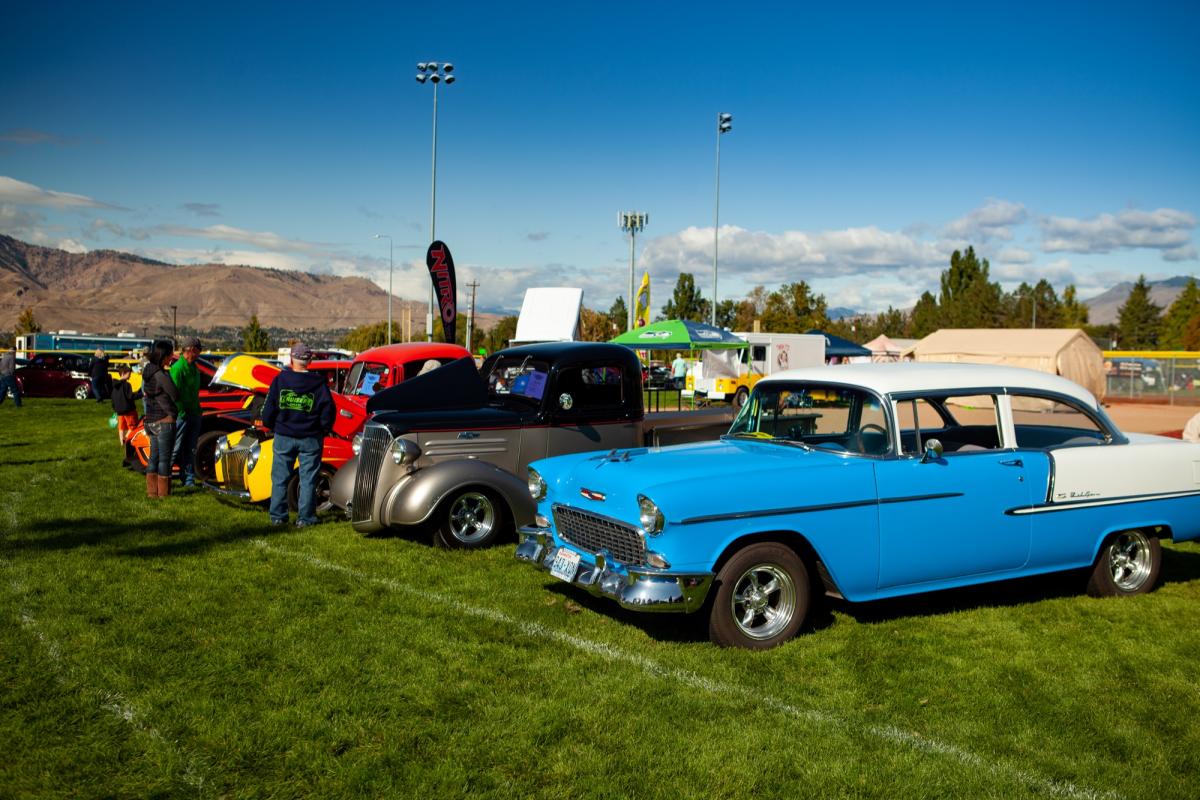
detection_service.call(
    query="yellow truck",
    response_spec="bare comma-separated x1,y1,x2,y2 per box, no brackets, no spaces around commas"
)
688,332,825,408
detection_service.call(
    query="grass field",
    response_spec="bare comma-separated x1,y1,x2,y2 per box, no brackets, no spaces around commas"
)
3,400,1199,799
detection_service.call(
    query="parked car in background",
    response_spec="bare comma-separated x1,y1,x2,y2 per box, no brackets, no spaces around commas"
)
517,363,1200,649
13,352,94,398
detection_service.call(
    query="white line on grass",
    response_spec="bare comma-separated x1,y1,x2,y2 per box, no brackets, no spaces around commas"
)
252,540,1120,800
5,569,212,796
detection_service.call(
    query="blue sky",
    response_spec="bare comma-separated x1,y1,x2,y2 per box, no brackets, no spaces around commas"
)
2,0,1198,320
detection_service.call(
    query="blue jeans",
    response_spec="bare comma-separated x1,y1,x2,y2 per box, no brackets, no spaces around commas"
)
145,419,176,476
270,433,323,525
172,414,200,485
0,375,21,407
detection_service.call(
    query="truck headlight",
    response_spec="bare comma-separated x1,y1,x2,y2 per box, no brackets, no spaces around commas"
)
637,494,664,535
390,438,420,465
352,433,363,455
527,467,547,501
215,435,229,458
246,440,261,473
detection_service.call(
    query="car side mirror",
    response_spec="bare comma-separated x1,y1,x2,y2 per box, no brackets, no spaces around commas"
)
921,438,943,463
558,393,574,411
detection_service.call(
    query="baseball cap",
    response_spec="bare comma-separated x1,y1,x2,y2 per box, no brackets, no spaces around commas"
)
290,342,313,362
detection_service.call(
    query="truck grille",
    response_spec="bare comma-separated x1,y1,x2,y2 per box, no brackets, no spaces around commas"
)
218,449,250,493
552,504,646,566
352,424,392,523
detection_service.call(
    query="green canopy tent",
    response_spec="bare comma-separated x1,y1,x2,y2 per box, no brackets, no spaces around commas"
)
609,319,747,350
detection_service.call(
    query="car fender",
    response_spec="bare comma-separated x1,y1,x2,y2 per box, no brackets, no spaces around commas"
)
382,459,535,528
330,455,357,510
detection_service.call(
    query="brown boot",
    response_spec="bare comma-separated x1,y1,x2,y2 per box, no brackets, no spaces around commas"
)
157,475,172,497
146,472,159,498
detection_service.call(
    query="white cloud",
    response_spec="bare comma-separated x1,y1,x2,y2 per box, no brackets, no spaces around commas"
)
1040,207,1196,260
57,238,87,253
0,175,120,209
156,223,332,254
942,199,1027,243
994,246,1034,264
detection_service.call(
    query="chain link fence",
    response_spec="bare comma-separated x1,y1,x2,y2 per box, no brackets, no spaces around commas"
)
1103,351,1200,405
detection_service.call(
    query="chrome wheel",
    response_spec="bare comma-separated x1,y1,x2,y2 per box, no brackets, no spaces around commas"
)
1107,530,1154,592
447,491,496,545
74,383,91,400
730,563,797,641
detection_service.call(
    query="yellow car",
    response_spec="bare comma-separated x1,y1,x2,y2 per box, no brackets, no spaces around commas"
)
212,427,346,511
108,358,144,393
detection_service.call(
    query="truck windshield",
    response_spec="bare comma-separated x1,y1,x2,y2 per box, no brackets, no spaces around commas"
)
486,357,550,403
346,362,389,397
728,382,890,456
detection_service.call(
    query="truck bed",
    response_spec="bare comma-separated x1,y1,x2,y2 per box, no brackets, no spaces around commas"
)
643,407,734,446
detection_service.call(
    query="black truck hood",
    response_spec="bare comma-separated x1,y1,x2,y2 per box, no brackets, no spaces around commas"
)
366,356,488,414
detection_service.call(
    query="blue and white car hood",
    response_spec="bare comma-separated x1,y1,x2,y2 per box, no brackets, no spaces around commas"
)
534,438,874,527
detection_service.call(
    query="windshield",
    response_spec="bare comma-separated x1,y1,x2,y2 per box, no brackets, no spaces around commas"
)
346,361,389,397
728,382,891,456
485,357,550,404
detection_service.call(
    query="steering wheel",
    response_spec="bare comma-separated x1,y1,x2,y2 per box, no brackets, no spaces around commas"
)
855,423,888,454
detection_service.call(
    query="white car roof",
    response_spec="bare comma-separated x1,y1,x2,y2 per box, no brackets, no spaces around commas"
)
762,362,1099,410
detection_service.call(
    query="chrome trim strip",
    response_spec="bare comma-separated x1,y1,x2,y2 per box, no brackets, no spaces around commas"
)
1006,489,1200,516
678,492,964,525
199,480,252,500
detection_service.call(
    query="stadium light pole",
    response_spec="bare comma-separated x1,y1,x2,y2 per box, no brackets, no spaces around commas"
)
619,212,648,331
374,234,393,345
416,61,456,341
712,112,732,326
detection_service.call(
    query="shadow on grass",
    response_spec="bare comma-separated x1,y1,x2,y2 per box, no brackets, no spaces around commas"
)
538,547,1200,644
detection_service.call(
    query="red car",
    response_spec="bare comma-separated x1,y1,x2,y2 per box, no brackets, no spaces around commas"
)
14,353,94,399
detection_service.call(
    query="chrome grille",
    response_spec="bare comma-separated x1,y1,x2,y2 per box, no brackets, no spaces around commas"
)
352,424,393,523
219,450,250,493
552,504,645,566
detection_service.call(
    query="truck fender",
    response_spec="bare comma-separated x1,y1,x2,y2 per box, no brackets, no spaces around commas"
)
330,455,357,510
382,459,536,529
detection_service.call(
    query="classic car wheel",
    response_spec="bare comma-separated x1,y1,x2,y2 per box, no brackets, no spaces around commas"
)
1087,529,1161,597
193,430,225,482
74,383,92,400
733,386,750,410
434,489,508,549
709,543,810,649
288,467,336,515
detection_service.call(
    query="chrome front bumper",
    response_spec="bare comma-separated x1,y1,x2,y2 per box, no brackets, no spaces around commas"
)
516,527,713,613
199,479,252,501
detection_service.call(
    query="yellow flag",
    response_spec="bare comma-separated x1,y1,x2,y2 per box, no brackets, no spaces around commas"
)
634,271,651,328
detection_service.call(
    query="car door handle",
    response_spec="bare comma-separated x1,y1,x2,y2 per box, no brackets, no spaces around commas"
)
1000,459,1023,467
339,409,353,418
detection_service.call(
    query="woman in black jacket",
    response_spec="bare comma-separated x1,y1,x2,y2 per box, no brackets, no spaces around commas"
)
141,340,179,498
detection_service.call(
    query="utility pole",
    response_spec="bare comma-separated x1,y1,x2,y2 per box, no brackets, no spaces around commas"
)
465,280,480,352
618,212,648,331
170,305,178,342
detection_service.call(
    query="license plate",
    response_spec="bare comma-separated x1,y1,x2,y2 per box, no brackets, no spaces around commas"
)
549,548,581,582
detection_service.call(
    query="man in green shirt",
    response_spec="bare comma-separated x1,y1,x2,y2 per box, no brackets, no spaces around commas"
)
170,337,203,488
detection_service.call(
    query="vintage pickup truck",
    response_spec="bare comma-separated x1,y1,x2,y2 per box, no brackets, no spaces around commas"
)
329,342,733,548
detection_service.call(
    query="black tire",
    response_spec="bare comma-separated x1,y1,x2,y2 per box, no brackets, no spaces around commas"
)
433,488,510,549
193,430,225,483
709,542,810,649
287,467,336,515
1087,529,1161,597
733,386,750,410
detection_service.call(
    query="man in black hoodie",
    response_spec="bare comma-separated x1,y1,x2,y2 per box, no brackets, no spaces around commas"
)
261,341,335,528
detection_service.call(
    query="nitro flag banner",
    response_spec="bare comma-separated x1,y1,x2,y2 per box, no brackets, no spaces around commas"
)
634,271,651,328
426,240,457,343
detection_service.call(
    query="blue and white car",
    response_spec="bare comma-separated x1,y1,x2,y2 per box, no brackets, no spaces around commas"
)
517,363,1200,649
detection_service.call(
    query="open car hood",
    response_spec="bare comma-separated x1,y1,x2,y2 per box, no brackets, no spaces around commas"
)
210,354,280,394
366,356,488,414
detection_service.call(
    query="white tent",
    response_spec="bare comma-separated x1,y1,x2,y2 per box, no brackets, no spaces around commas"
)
904,328,1106,398
859,334,918,363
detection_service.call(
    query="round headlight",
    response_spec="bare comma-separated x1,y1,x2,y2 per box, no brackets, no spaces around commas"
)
352,433,363,455
637,494,664,535
246,440,261,473
390,437,420,465
527,467,547,501
215,435,229,457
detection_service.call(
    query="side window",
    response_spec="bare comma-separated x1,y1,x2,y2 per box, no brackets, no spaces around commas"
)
898,395,1001,455
1010,394,1107,448
555,364,624,414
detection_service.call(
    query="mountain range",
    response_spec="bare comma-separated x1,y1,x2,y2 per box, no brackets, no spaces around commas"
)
0,235,499,336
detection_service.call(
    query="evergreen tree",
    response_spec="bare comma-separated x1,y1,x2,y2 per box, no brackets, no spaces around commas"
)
714,299,739,330
1160,277,1200,349
14,306,41,335
937,247,1002,327
907,291,939,338
1060,284,1089,327
608,297,628,334
1115,276,1162,349
661,273,710,322
1010,280,1062,328
759,281,829,333
241,314,271,352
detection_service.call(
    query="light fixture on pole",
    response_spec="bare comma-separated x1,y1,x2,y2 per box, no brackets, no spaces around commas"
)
618,211,648,331
416,60,456,342
374,234,393,345
712,112,732,326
